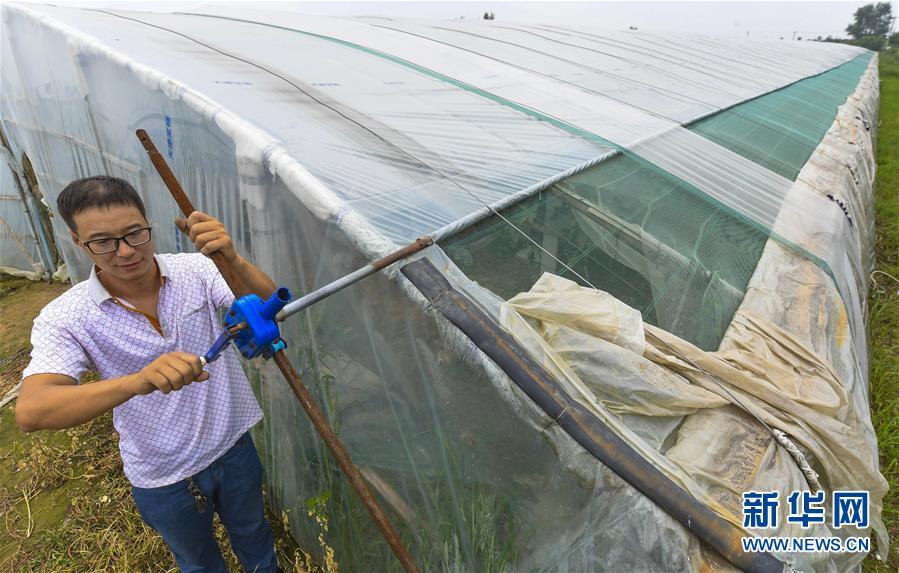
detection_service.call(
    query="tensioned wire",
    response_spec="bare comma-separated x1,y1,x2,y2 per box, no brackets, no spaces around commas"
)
422,24,730,110
538,22,847,85
82,8,634,297
460,18,871,161
95,6,845,375
85,8,828,493
169,10,854,298
524,24,765,93
53,8,868,341
365,20,872,185
487,23,751,100
366,22,713,125
178,12,864,288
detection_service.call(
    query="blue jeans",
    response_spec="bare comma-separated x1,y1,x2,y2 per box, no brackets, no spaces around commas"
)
132,433,279,573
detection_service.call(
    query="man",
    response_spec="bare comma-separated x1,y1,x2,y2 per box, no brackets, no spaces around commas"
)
16,175,280,573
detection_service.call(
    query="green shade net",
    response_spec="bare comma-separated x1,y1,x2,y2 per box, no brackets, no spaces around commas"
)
443,164,766,351
691,53,873,180
442,53,872,351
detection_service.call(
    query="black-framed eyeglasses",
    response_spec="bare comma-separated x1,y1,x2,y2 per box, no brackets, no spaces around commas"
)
82,227,152,255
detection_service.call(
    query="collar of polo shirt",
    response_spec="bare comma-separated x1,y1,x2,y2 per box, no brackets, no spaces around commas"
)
87,254,170,307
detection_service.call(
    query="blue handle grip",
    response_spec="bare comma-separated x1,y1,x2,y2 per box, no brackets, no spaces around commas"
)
202,327,236,365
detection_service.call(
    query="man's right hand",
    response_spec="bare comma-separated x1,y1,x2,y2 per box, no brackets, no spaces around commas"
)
128,352,209,396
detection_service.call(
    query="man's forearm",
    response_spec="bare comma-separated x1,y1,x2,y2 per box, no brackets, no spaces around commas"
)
18,352,208,433
17,375,136,432
232,255,277,298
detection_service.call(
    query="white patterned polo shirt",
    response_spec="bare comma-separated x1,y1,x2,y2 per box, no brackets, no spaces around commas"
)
23,253,263,488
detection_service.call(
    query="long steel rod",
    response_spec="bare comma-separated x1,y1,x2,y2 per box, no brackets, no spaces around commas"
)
428,149,619,244
275,150,622,323
276,236,433,321
136,129,421,573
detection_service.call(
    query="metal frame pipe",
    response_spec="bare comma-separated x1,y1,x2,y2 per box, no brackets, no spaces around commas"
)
274,150,623,323
276,236,433,322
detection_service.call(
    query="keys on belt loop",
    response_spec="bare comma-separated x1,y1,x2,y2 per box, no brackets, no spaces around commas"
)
187,477,207,513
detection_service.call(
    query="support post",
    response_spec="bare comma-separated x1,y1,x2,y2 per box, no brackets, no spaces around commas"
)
136,129,421,573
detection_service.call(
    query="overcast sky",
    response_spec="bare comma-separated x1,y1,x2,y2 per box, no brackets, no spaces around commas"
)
13,0,898,40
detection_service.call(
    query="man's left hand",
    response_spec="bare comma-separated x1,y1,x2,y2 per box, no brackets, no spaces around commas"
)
175,211,238,263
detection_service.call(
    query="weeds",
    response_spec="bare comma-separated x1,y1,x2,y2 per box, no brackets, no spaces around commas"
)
305,491,338,573
864,48,899,572
0,410,179,572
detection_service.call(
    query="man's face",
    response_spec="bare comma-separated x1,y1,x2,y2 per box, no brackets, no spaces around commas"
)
70,204,156,282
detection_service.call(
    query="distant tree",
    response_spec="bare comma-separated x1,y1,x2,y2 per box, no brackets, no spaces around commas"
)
854,35,888,50
846,2,892,39
483,11,495,20
819,33,887,50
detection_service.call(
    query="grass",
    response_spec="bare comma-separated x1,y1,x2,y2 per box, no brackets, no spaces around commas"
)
863,48,899,573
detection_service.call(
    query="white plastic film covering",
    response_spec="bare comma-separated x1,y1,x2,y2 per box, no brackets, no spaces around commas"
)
0,161,43,276
93,4,872,363
1,2,884,571
431,54,885,570
495,272,885,571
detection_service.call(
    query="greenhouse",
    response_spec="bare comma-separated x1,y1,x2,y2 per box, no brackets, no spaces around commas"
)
0,3,888,572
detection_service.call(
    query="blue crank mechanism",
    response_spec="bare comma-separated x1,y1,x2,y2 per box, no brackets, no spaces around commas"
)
201,287,292,365
226,287,292,359
198,237,435,368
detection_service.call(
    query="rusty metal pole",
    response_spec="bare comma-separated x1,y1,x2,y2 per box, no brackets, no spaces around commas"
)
136,129,421,573
276,236,433,322
135,130,247,295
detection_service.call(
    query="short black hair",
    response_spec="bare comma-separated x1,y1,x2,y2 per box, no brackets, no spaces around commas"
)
57,176,147,231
